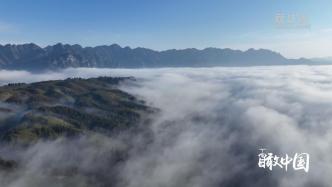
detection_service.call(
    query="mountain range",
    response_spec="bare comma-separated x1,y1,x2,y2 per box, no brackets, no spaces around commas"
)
0,43,321,71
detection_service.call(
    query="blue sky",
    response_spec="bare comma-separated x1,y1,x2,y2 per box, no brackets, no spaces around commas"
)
0,0,331,58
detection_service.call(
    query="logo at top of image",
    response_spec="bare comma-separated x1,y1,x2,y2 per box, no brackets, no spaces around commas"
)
275,13,311,29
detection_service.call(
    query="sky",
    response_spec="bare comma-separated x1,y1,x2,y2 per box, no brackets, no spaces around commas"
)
0,0,331,58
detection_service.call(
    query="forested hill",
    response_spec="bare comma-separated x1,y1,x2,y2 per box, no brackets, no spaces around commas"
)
0,76,154,143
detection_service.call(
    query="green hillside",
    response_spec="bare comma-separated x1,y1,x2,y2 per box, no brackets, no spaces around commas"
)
0,77,153,144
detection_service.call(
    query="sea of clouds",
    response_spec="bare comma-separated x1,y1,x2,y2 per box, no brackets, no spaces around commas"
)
0,66,331,187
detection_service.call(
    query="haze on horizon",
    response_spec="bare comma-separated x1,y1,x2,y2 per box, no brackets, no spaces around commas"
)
0,0,331,59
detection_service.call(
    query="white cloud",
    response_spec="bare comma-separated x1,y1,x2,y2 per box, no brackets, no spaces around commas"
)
0,66,332,186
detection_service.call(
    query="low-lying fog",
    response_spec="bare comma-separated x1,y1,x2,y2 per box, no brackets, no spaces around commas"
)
0,66,332,187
